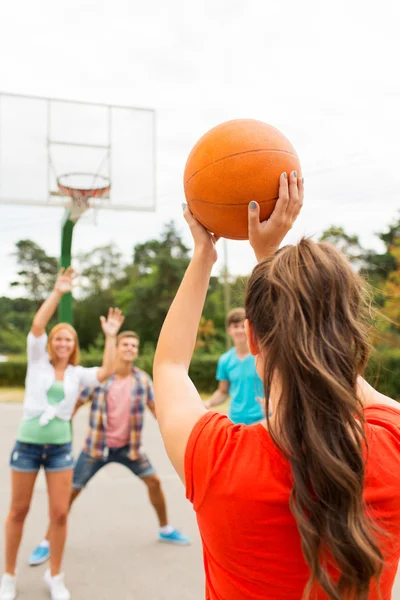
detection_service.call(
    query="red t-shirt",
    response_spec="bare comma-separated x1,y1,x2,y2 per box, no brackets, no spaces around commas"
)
185,405,400,599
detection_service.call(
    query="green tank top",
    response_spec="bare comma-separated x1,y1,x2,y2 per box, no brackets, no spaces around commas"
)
18,381,72,445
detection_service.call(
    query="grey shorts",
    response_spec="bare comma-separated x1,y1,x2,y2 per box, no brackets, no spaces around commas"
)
73,446,156,489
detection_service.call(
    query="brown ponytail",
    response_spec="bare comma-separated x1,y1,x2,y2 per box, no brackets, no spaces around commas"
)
245,238,383,599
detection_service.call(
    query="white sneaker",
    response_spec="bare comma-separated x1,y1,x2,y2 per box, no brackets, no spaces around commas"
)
43,569,70,600
0,574,16,600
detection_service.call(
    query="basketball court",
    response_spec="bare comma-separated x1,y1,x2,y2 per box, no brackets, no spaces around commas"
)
1,92,399,599
0,402,204,600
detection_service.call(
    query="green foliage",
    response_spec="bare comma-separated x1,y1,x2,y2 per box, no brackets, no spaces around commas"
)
366,348,400,401
4,212,400,402
0,360,27,386
115,221,191,346
319,226,366,265
75,244,124,297
2,349,400,401
0,353,220,393
0,297,34,354
10,240,58,304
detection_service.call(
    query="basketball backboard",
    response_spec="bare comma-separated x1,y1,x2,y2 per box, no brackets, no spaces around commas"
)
0,92,156,213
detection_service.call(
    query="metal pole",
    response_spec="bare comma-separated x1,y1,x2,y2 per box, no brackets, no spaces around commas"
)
59,211,75,324
223,239,231,349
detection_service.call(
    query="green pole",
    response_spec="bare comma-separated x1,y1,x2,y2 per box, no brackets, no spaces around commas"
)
59,210,76,324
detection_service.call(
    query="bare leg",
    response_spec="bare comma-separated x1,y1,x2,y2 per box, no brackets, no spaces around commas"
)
46,469,73,576
5,470,38,574
44,487,81,542
142,475,168,527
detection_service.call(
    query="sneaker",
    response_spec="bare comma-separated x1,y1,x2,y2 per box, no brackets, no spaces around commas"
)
29,543,50,566
43,569,70,600
0,574,16,600
158,528,191,546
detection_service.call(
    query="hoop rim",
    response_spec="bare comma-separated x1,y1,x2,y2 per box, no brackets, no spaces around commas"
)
57,172,111,199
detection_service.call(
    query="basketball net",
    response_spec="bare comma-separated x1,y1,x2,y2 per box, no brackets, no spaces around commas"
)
57,173,111,224
67,191,91,222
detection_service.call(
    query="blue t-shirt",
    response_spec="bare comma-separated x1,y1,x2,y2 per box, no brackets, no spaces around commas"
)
216,347,264,425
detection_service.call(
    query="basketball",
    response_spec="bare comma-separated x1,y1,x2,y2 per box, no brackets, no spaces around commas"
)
183,119,301,240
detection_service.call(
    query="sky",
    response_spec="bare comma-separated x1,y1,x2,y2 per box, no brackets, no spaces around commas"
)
1,0,400,296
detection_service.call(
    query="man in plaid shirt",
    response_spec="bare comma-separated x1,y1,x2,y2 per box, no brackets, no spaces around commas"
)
29,331,190,566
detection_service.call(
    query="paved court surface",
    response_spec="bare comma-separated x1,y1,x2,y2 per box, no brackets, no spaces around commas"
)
0,402,399,599
0,404,204,599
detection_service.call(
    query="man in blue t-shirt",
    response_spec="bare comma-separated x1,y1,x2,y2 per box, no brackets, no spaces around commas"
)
205,308,265,425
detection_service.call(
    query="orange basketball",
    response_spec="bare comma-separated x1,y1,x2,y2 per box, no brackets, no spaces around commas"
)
183,119,301,240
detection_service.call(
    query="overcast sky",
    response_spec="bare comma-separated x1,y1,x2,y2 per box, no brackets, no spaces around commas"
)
1,0,399,296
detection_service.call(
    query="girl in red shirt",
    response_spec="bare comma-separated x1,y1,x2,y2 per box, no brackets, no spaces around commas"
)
153,172,400,599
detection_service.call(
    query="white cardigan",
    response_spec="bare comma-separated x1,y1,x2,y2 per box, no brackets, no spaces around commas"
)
23,332,100,426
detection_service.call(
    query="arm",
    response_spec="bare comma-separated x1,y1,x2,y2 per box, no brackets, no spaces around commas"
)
204,380,229,409
71,387,96,418
31,268,75,337
154,173,303,483
96,308,125,383
153,213,218,482
146,376,157,419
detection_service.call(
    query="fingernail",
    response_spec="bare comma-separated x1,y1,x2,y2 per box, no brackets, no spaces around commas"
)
293,171,297,178
249,201,257,210
283,172,287,179
302,176,304,184
182,203,187,211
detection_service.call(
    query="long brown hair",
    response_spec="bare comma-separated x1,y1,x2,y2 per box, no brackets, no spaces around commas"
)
245,238,383,599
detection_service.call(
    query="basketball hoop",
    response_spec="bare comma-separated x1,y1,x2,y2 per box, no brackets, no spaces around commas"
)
57,172,111,221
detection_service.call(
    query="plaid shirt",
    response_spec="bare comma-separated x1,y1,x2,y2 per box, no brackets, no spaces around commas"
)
79,367,155,461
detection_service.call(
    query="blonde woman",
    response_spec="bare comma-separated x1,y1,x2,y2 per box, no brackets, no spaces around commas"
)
0,268,124,600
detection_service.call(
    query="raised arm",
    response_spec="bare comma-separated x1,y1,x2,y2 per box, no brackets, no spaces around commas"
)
153,209,218,481
96,308,125,383
154,173,303,482
31,267,76,337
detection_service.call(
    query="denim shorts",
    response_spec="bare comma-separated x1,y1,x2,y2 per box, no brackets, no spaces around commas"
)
10,441,74,473
73,446,156,489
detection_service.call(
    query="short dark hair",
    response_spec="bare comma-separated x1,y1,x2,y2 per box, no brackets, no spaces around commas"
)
226,308,246,327
117,330,140,345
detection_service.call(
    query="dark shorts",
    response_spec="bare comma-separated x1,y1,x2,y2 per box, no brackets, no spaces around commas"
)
73,446,156,490
10,441,74,473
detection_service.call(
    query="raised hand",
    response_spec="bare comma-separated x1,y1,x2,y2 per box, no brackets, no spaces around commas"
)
183,204,219,263
100,307,125,337
53,267,77,295
248,171,304,262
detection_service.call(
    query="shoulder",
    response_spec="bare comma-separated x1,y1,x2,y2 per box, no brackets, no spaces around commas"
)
132,367,153,385
219,348,236,364
364,404,400,435
185,414,272,508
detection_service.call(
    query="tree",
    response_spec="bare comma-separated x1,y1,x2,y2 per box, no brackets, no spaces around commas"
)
115,222,191,346
75,244,125,297
376,241,400,344
10,240,58,304
0,296,35,353
318,227,366,266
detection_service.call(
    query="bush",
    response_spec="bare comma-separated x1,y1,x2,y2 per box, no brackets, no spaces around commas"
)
0,360,27,386
0,353,220,393
1,350,398,402
81,354,219,393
